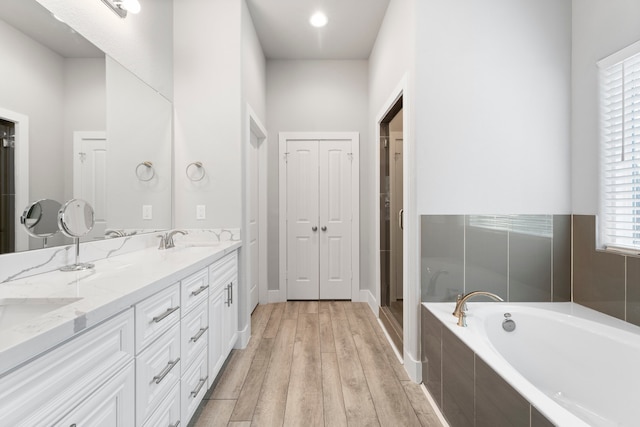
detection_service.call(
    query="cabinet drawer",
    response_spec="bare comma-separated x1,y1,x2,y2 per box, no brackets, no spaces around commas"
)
135,283,180,353
136,322,181,426
55,361,135,427
181,268,209,315
181,347,209,424
143,382,181,427
209,251,237,292
0,309,134,427
181,299,208,373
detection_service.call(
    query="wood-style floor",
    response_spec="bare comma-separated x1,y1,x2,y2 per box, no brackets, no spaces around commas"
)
192,301,443,427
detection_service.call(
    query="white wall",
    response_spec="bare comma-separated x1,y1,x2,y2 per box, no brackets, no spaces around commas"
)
369,0,416,302
265,59,369,292
415,0,572,215
36,0,173,99
173,0,242,230
571,0,640,214
368,0,418,381
63,58,106,201
0,18,65,204
242,1,266,122
240,0,266,342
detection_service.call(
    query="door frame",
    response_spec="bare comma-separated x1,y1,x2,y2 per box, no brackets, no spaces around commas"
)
279,131,360,301
244,105,268,308
374,75,421,382
0,108,29,252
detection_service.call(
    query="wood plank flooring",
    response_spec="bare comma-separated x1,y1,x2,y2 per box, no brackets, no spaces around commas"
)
193,301,443,427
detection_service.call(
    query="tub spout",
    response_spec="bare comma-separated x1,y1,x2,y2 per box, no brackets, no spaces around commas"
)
452,291,504,327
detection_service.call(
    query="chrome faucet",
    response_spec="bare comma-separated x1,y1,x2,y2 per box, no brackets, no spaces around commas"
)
165,230,187,248
452,291,504,327
157,230,188,249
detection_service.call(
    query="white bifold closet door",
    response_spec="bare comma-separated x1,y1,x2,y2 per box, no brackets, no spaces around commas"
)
286,139,352,300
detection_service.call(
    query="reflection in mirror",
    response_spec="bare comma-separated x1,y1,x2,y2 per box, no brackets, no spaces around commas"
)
20,199,62,248
0,0,172,256
58,199,95,271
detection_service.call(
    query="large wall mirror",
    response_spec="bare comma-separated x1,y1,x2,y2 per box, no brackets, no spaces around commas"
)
0,0,172,254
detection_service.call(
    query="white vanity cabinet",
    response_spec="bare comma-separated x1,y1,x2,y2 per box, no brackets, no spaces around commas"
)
0,309,135,427
208,251,238,380
0,244,241,427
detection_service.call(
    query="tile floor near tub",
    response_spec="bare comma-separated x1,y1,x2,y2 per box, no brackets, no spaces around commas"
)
192,301,442,427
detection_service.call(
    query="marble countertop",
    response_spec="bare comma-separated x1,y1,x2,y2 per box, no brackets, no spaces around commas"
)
0,241,241,375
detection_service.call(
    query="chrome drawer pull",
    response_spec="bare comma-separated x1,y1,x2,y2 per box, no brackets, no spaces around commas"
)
153,357,180,384
191,285,209,296
190,376,209,397
190,326,209,343
169,421,180,427
152,305,180,323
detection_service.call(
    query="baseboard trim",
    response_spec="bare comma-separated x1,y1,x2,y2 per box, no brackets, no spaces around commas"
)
235,323,250,349
420,383,450,427
268,289,284,303
403,349,422,383
359,289,379,315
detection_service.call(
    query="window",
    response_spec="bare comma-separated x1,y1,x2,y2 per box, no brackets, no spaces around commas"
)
468,215,552,238
599,41,640,252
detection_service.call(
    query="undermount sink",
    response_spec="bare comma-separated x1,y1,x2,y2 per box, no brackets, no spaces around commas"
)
0,298,82,332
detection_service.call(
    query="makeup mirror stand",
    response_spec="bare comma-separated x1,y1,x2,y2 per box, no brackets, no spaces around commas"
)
58,199,96,272
60,237,94,272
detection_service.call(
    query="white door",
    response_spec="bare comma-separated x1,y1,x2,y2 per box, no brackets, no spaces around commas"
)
73,131,107,240
285,139,352,300
248,129,260,312
319,141,352,299
286,140,320,300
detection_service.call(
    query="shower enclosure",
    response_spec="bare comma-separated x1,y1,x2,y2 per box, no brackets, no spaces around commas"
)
379,98,403,353
0,119,15,254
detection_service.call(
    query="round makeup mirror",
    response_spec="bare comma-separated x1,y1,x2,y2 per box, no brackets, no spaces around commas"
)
58,199,95,271
58,198,95,238
20,199,62,238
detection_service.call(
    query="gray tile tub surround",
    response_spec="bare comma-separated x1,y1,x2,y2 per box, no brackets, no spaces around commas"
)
573,215,632,323
421,215,465,302
421,215,571,304
420,305,555,427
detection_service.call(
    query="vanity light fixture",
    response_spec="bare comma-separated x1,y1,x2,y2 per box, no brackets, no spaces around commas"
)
309,11,328,28
100,0,141,18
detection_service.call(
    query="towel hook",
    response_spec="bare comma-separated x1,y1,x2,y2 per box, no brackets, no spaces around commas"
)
135,161,155,182
186,161,206,182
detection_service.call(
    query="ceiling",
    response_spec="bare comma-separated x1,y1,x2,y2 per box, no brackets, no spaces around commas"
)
246,0,391,60
0,0,102,58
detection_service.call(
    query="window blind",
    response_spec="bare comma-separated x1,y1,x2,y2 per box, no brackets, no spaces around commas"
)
599,48,640,251
467,215,552,238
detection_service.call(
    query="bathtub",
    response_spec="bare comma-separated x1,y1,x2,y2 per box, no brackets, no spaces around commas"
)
424,302,640,427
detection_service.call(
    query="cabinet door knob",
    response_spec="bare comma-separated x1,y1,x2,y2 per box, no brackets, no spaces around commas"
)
312,226,318,232
321,226,327,231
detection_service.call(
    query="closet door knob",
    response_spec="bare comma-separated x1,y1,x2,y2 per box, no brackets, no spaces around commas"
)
312,226,318,232
321,226,327,231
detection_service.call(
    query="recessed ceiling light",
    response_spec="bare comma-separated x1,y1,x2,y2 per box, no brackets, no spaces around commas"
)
309,12,328,28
